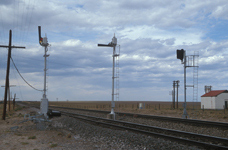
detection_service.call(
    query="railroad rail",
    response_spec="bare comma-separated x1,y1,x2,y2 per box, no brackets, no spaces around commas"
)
18,102,228,129
18,102,228,149
49,105,228,129
61,111,228,150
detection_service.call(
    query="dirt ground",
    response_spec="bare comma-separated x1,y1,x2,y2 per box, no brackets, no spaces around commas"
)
0,105,92,150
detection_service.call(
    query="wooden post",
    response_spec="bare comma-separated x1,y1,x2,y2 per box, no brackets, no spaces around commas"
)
1,30,25,120
8,89,10,111
2,31,12,120
13,96,15,110
173,81,175,109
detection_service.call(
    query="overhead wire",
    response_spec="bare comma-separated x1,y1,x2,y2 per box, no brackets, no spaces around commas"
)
18,0,26,45
10,56,43,92
11,60,24,101
5,0,38,100
21,0,31,45
0,3,7,44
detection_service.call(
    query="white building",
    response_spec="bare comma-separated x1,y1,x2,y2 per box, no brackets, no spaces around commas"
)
201,90,228,109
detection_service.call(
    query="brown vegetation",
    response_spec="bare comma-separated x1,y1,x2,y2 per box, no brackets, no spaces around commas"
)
44,101,228,122
23,101,228,122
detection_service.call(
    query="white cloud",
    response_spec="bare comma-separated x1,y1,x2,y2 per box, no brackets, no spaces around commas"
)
209,4,228,19
1,0,228,102
119,25,203,45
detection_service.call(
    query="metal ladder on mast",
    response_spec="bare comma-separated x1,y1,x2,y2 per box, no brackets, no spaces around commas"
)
115,45,120,102
193,51,199,107
185,51,199,119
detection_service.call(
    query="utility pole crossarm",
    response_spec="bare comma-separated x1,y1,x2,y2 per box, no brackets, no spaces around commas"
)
0,45,25,49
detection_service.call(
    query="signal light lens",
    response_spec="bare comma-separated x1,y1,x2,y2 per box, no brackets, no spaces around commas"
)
177,49,185,61
39,38,43,44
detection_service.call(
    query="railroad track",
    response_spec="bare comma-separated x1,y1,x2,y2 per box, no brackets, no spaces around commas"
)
19,102,228,129
61,111,228,150
19,102,228,149
49,105,228,129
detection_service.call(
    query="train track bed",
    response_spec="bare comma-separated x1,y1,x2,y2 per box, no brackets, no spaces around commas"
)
17,103,201,149
19,103,228,149
61,111,228,150
50,106,228,139
59,113,202,150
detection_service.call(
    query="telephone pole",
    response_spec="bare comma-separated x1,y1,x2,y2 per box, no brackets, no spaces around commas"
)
13,93,17,110
1,85,16,112
0,30,25,120
173,81,175,109
176,80,180,109
172,80,180,109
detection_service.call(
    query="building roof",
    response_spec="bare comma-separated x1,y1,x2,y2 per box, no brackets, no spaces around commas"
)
201,90,228,97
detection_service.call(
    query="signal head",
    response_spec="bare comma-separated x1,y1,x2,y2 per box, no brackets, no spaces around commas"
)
176,49,185,61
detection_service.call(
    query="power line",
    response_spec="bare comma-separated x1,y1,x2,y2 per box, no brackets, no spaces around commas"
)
10,56,43,92
11,63,24,101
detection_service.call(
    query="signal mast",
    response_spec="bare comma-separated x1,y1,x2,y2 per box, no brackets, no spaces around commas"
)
98,34,119,120
38,26,49,118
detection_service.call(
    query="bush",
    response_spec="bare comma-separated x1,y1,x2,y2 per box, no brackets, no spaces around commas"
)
28,136,36,139
50,144,58,148
21,142,29,145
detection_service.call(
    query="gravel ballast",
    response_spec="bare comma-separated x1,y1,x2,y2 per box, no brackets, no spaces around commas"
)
11,104,224,149
56,108,228,139
52,115,201,150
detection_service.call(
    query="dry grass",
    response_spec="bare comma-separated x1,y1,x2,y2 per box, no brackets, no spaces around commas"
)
0,103,24,119
28,136,36,139
24,101,228,122
21,142,29,145
50,144,58,148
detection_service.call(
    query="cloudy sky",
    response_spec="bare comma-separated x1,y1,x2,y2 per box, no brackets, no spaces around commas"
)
0,0,228,103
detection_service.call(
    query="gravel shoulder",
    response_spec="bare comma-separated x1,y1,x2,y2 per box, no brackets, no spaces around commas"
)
0,106,203,150
56,108,228,139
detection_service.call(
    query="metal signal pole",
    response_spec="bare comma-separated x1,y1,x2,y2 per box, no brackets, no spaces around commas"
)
176,49,188,118
98,34,118,120
183,52,188,118
38,26,49,118
0,30,25,120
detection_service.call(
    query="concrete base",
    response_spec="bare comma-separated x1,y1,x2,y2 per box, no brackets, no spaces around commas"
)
107,114,115,120
40,98,48,118
182,108,189,119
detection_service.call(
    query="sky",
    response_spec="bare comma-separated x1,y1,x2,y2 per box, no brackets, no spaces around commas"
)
0,0,228,103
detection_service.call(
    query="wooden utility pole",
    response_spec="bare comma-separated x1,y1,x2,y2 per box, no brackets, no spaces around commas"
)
0,30,25,120
176,80,180,109
173,81,175,109
1,85,16,112
13,93,16,110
